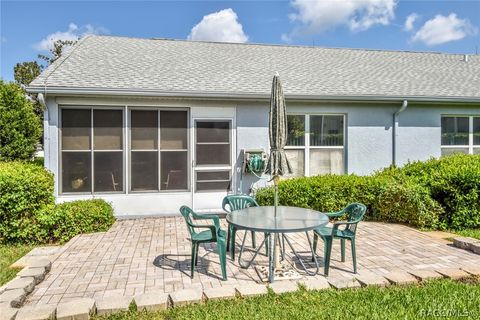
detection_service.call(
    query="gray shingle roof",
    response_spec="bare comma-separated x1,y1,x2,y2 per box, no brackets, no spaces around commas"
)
30,35,480,100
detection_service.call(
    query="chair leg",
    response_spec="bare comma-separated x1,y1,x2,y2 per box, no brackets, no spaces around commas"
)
251,231,256,248
324,237,333,276
218,239,227,281
226,226,231,252
195,243,200,266
312,233,318,262
190,243,197,278
231,228,237,260
264,232,269,256
351,238,357,274
341,239,346,262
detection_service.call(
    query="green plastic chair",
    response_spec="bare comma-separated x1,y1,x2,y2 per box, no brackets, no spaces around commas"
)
179,205,227,280
222,195,265,260
312,203,366,276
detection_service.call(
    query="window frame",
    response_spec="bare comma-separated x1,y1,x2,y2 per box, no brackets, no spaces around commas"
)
59,106,126,195
441,115,479,155
285,113,346,176
193,119,233,192
128,107,190,193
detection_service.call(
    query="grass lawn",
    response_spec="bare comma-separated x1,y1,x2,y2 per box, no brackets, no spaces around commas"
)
0,244,35,285
453,229,480,240
97,278,480,320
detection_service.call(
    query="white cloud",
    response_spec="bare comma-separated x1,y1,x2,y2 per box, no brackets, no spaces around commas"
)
188,8,248,43
34,23,109,51
283,0,397,40
412,13,477,46
404,13,419,31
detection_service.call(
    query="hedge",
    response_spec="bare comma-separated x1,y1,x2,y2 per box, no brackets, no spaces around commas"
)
0,161,54,243
385,154,480,230
255,154,480,230
0,161,115,244
38,199,115,243
255,174,442,229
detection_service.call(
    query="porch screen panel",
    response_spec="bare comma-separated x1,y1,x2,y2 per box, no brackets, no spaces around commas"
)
61,109,92,193
93,110,123,192
130,110,159,191
160,111,188,190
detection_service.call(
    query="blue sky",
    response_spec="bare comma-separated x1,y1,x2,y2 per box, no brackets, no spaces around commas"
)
1,0,479,81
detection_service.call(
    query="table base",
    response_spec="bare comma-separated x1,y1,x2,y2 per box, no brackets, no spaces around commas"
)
255,262,302,282
238,231,320,282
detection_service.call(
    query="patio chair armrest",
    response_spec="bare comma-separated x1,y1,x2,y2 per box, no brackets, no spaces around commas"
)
191,213,221,231
326,209,345,218
188,223,217,235
332,220,358,231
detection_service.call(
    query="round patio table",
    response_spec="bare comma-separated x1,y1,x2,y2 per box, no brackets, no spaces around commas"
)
226,206,329,282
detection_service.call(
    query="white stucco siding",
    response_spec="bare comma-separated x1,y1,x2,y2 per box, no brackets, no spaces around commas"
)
43,95,480,216
396,104,480,166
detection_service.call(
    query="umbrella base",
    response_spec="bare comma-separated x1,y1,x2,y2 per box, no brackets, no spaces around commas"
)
255,262,302,282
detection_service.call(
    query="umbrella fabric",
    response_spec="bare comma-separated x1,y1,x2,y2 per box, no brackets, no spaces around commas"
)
265,74,292,177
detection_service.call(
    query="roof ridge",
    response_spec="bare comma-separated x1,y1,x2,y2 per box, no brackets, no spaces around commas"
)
42,35,91,87
86,34,475,57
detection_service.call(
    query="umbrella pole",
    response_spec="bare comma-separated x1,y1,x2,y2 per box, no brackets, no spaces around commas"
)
273,176,281,271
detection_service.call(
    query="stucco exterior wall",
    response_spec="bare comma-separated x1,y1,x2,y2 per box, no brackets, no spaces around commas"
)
43,95,480,215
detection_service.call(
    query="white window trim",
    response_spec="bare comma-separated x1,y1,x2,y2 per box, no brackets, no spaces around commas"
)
441,115,479,155
285,113,346,177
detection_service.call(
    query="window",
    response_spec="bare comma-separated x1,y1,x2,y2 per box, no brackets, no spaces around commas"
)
441,116,480,156
286,114,345,177
130,110,188,192
195,120,232,191
61,108,123,193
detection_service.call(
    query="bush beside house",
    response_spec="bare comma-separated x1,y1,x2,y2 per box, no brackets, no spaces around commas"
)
0,161,115,244
256,154,480,230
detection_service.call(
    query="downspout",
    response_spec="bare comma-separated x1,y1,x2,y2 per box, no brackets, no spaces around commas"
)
392,100,408,167
38,92,48,168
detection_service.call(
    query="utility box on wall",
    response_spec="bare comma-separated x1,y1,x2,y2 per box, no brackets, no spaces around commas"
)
242,149,267,174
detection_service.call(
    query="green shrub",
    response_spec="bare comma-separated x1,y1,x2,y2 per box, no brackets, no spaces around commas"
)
38,199,115,243
0,161,54,243
0,161,115,244
0,81,42,161
391,154,480,229
255,173,442,229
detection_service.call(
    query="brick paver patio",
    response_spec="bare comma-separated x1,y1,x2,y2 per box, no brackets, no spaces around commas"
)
24,217,480,306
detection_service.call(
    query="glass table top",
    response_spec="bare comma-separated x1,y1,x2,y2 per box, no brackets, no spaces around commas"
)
226,206,329,233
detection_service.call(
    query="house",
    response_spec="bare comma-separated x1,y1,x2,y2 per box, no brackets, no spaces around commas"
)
27,35,480,216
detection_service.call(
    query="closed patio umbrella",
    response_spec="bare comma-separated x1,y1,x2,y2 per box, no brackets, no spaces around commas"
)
265,72,292,275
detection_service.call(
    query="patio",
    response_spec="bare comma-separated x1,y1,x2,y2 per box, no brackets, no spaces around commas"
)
24,217,480,307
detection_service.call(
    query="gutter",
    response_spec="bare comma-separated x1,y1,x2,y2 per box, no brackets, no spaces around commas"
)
38,93,48,168
25,86,480,103
392,100,408,167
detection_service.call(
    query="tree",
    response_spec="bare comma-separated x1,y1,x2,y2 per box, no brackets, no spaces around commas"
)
0,81,42,161
38,39,77,65
14,61,44,117
14,61,43,88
